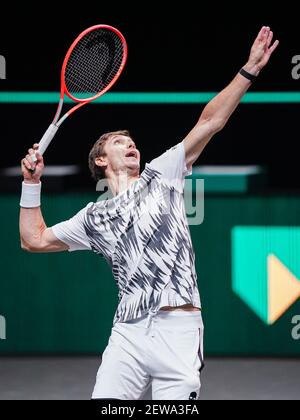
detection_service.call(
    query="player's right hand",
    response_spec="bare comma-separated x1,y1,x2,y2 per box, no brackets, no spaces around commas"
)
21,144,44,183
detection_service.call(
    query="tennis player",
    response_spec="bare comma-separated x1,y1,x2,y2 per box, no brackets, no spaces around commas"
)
19,26,278,400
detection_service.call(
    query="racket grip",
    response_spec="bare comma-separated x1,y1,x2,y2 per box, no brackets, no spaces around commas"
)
32,123,59,162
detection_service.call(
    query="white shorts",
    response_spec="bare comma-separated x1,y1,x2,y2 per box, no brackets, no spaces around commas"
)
92,310,204,400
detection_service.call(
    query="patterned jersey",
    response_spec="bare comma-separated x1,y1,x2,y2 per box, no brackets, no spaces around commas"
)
52,141,201,324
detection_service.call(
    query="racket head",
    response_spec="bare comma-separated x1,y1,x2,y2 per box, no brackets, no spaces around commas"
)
61,25,128,103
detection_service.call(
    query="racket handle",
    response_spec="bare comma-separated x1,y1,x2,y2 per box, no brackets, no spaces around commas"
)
32,123,59,162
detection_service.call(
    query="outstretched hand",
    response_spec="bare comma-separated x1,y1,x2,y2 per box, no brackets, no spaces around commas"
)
247,26,279,75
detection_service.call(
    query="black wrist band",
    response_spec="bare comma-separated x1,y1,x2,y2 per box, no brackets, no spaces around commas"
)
239,68,257,82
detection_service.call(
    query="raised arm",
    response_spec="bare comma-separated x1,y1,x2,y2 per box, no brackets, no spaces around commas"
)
184,26,279,168
19,144,68,253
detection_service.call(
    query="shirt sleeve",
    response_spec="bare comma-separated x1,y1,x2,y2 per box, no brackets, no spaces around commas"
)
147,141,192,191
51,205,92,252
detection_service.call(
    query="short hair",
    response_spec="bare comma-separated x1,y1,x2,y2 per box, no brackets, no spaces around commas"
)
88,130,131,181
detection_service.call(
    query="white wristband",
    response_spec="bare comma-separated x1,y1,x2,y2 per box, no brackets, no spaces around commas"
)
20,181,42,208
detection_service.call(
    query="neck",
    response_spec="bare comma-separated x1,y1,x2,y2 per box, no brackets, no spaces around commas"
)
107,170,140,197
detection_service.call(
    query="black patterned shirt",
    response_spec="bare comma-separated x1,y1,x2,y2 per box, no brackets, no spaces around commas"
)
52,141,201,324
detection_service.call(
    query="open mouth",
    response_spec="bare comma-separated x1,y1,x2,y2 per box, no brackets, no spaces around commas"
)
125,151,138,159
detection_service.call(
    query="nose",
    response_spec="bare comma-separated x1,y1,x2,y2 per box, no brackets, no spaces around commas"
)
127,141,135,149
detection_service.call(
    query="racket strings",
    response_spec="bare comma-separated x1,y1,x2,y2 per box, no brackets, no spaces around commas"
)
65,29,125,99
67,33,122,94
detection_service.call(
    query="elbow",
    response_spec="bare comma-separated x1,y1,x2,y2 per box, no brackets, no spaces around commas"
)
20,237,39,253
197,117,226,136
210,117,226,133
20,240,33,253
20,236,28,252
20,243,32,253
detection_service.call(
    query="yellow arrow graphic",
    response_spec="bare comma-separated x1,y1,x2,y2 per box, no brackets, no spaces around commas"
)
268,254,300,325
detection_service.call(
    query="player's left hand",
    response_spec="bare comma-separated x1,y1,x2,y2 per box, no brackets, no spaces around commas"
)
247,26,279,75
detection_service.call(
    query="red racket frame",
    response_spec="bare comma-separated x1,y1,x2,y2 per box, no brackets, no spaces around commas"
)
53,24,128,123
33,24,128,159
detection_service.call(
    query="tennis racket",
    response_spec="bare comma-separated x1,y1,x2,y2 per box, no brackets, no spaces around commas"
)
32,24,127,162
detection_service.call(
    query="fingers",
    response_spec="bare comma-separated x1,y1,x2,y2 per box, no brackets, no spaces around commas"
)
260,27,270,49
27,148,37,165
27,144,43,164
266,30,273,48
21,156,34,172
28,144,39,155
257,26,279,55
21,144,43,172
257,26,272,44
257,26,266,42
269,39,280,54
35,150,43,163
27,154,35,169
266,30,279,54
257,26,270,42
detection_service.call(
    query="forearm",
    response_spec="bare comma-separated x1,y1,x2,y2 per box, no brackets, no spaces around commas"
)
19,206,47,250
19,180,47,250
19,145,68,253
199,62,259,129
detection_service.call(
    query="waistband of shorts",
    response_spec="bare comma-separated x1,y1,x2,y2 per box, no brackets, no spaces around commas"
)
125,309,203,329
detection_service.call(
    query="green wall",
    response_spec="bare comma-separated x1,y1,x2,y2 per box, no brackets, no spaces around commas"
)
1,192,300,355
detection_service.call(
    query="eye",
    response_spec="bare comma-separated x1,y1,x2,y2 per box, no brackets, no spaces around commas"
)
114,139,120,144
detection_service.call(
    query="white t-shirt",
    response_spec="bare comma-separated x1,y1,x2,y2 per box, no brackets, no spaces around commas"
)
52,141,201,324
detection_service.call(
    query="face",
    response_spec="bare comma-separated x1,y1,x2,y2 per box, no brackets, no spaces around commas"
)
96,135,140,176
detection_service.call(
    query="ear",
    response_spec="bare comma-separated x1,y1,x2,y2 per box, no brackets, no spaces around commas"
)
95,156,107,169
